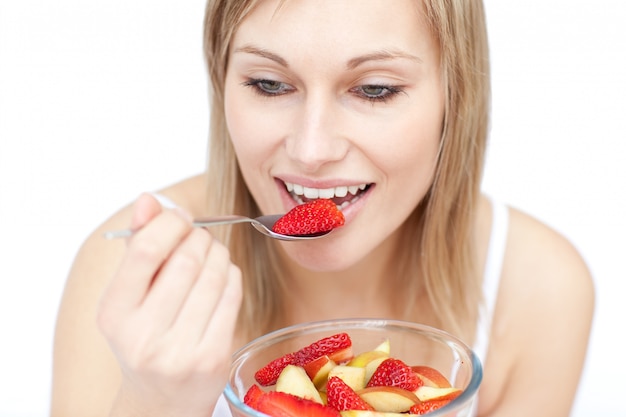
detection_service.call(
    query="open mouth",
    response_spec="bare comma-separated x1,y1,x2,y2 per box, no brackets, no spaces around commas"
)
283,181,373,209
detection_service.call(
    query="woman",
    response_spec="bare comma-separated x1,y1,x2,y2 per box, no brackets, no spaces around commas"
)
51,1,594,416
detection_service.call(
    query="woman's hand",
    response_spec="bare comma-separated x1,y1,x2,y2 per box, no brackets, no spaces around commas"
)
97,193,242,417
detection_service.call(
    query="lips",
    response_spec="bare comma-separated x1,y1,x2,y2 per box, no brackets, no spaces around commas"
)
283,181,371,208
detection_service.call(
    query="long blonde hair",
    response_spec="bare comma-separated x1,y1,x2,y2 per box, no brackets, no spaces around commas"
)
203,0,490,341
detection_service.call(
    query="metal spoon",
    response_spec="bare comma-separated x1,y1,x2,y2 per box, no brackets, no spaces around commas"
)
103,214,332,241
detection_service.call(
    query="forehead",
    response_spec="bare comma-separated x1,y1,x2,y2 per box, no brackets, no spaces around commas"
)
231,0,438,66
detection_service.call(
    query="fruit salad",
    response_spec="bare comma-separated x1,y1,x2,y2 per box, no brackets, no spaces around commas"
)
242,332,464,416
272,199,345,236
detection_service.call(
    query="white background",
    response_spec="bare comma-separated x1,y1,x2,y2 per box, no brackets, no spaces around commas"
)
1,1,625,416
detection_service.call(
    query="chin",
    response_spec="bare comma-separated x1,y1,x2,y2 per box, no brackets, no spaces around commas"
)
278,236,368,273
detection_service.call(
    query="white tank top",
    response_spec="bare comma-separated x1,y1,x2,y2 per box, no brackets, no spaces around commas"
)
465,197,509,416
473,197,509,364
211,198,510,417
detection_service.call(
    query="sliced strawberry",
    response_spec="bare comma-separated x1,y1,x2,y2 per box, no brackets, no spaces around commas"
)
255,333,352,386
326,376,373,411
272,199,345,236
254,352,296,386
293,333,352,366
243,384,266,410
366,358,423,391
256,391,341,417
409,398,452,415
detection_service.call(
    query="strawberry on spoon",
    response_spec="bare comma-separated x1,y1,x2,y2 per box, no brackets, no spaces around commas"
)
104,199,343,241
272,199,345,237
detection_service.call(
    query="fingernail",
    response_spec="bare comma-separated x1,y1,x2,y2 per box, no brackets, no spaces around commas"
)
148,192,192,222
149,192,178,209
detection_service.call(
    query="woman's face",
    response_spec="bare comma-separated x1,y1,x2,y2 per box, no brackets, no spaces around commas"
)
224,0,444,271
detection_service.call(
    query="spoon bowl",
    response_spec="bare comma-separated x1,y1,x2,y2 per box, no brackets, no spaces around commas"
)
103,214,333,241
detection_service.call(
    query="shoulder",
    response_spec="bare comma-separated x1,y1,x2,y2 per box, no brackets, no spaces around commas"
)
498,204,595,331
474,197,594,319
504,206,593,298
477,202,595,415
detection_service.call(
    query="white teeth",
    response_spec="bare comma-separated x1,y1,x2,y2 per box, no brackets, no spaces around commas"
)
284,181,368,199
334,186,348,198
319,187,336,199
303,186,319,199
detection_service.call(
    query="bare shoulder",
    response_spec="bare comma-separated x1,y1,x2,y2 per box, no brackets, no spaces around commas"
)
499,205,595,351
478,205,595,416
474,196,594,327
504,206,594,303
51,174,207,416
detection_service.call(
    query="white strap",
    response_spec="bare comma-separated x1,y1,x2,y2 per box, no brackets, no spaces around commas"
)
483,199,509,326
469,198,509,416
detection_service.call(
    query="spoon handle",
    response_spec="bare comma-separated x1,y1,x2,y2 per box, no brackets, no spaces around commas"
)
103,215,256,239
192,215,255,227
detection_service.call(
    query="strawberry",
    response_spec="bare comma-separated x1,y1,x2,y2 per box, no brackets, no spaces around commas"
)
366,358,423,391
254,352,297,386
243,384,266,410
256,391,341,417
272,199,344,236
254,333,352,386
293,332,352,366
409,398,452,415
326,376,373,411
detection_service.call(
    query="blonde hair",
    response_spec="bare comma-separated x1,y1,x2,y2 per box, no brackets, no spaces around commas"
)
203,0,490,341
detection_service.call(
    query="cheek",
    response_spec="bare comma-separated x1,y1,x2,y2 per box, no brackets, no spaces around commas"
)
375,108,443,184
224,92,253,161
224,79,280,165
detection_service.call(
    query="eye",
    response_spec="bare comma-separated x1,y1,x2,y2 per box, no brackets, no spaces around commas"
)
351,84,404,103
242,78,294,97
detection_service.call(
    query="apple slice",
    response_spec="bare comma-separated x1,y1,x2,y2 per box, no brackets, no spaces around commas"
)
303,355,338,389
276,364,323,404
329,346,355,364
357,386,419,413
413,385,462,402
327,365,367,392
348,340,391,368
411,365,452,388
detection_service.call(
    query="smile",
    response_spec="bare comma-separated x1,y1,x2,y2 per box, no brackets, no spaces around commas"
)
283,181,372,209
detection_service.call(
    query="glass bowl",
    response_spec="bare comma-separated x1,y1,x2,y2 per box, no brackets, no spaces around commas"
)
224,318,482,417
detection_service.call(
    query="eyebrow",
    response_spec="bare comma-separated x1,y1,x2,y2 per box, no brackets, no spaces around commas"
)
233,45,289,67
346,50,423,70
233,45,422,70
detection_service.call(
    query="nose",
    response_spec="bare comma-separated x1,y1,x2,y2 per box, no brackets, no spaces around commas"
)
284,92,349,172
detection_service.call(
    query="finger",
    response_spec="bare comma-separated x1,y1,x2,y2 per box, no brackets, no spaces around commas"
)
101,208,193,317
199,263,242,350
140,227,212,333
171,238,232,344
130,193,165,231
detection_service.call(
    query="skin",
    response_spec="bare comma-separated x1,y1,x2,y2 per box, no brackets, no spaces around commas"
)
51,1,594,417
